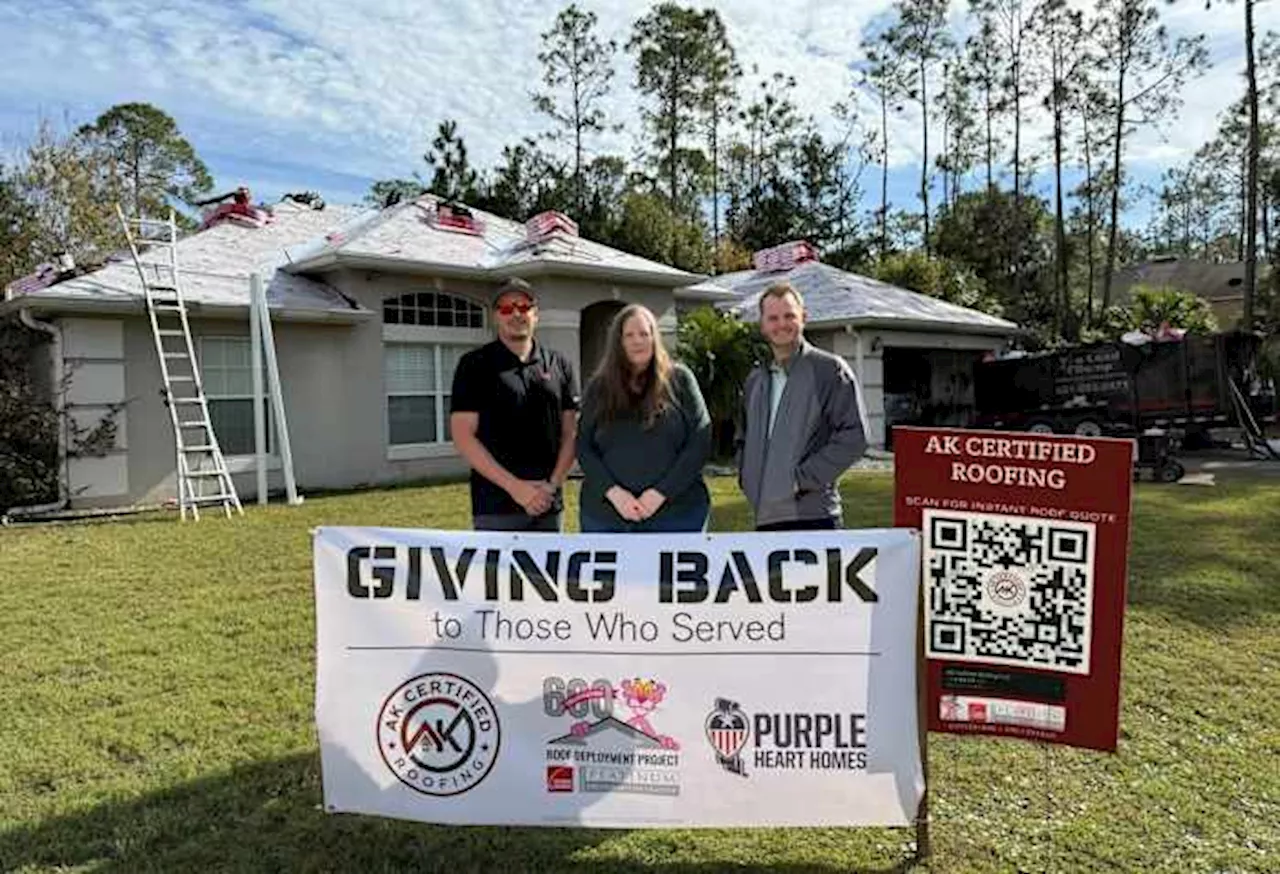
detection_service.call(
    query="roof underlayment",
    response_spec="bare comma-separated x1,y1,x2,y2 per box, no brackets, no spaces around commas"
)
3,200,370,320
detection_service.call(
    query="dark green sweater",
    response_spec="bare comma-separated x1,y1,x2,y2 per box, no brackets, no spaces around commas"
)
576,363,711,526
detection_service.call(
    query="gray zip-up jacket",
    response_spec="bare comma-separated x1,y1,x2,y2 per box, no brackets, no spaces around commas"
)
736,339,869,527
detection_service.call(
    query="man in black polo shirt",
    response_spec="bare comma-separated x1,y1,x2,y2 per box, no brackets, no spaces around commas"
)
449,278,579,531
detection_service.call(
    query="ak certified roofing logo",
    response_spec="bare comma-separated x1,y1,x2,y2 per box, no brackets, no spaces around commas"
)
377,672,500,797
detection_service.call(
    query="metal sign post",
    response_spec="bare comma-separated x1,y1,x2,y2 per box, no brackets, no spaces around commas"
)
915,543,931,864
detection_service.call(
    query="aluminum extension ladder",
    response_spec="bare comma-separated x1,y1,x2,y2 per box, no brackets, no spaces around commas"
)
115,206,244,520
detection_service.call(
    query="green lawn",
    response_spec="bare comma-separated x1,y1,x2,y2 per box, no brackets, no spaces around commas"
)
1,474,1277,873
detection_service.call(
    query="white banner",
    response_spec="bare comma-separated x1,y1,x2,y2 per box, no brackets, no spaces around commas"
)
314,527,923,829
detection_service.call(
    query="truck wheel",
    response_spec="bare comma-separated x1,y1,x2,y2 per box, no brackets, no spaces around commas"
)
1026,420,1056,434
1073,419,1103,438
1157,461,1185,483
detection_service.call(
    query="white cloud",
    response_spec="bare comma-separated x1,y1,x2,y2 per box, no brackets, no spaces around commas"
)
0,0,1275,207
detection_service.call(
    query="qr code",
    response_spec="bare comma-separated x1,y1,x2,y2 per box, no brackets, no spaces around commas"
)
922,509,1095,675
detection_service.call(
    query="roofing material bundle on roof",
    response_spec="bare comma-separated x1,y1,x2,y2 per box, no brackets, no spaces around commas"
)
526,210,579,240
426,201,486,236
752,240,820,272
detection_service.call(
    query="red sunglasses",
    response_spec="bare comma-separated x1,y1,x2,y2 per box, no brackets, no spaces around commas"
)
496,300,535,316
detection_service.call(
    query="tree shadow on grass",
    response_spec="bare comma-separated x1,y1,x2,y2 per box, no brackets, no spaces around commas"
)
1122,487,1280,629
0,753,918,874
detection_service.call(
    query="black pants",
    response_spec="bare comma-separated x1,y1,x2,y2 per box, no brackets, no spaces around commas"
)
473,512,562,532
756,516,839,532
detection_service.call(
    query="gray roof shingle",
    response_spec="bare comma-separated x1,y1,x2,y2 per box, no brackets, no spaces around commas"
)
1111,258,1272,303
713,261,1019,334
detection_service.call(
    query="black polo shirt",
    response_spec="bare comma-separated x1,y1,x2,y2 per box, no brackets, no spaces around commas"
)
451,339,579,517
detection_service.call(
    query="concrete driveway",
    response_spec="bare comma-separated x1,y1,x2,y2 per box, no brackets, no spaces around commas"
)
1176,448,1280,484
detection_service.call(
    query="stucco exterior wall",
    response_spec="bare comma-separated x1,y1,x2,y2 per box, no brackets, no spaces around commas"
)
61,317,130,503
60,269,688,508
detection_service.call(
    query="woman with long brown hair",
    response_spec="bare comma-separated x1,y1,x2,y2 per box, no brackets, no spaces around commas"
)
576,304,711,532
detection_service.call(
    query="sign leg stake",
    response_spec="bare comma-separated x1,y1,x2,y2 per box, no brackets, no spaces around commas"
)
914,565,931,865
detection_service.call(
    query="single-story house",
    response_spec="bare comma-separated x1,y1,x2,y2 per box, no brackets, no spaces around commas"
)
1110,256,1273,328
703,244,1021,449
2,194,734,510
4,199,1019,511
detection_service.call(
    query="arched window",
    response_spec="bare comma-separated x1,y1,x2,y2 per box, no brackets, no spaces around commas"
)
383,291,484,329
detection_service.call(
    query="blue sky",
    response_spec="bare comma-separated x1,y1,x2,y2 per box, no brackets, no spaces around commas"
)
2,0,1276,235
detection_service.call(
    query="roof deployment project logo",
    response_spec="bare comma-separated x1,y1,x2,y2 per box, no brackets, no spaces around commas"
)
376,672,500,797
544,676,682,796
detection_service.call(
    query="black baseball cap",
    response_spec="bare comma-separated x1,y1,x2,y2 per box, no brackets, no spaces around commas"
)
491,277,538,307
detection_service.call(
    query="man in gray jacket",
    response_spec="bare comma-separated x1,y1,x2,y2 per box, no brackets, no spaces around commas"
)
737,282,869,530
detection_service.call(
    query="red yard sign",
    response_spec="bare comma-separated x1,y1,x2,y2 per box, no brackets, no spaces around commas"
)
892,426,1134,752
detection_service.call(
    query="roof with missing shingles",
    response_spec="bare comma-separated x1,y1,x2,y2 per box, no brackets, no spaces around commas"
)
4,199,369,318
282,193,708,287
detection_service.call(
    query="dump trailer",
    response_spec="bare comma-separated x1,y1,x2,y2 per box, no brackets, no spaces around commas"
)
972,331,1276,442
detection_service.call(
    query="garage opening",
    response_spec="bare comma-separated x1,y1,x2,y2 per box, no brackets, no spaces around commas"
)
882,347,986,448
